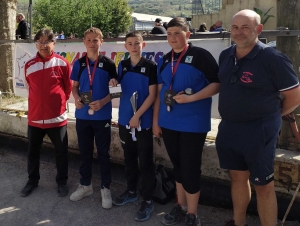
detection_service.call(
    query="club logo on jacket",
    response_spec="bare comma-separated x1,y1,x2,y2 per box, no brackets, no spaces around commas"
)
123,67,127,71
240,72,253,83
50,71,59,78
185,56,193,63
81,63,86,67
141,67,146,73
98,62,103,68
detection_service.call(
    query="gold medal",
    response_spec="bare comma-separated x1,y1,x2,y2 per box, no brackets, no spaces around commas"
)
88,109,94,115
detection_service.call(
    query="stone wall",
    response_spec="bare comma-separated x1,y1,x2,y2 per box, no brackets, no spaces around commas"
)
192,0,277,31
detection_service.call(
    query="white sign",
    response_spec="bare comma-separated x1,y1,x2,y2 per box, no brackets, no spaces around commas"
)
13,39,228,118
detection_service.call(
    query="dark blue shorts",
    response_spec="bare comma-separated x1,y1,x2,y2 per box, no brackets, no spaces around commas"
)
216,114,281,186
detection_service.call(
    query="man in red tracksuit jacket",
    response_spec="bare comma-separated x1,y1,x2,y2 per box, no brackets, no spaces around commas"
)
21,28,72,197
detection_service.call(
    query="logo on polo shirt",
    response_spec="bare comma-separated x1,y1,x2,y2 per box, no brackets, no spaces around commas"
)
185,56,193,63
98,62,103,68
81,63,86,67
254,177,260,183
141,67,146,73
240,72,253,83
123,67,127,71
165,60,169,63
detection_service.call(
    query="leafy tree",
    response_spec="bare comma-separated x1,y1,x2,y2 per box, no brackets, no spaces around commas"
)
33,0,132,37
253,7,275,25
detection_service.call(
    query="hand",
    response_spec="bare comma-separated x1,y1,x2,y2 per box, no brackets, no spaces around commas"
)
109,78,118,87
89,100,103,111
173,91,192,104
129,114,140,128
152,124,162,138
75,98,84,109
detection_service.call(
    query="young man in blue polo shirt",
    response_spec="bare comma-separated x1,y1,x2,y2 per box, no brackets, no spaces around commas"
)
216,10,300,226
153,17,220,226
109,31,157,221
69,27,117,209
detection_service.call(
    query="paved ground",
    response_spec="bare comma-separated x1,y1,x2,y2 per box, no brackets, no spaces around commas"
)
0,140,266,226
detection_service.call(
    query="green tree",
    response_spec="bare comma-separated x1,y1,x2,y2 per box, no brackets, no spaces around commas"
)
253,7,275,25
33,0,132,37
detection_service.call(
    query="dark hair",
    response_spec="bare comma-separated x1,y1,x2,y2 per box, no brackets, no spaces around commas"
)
163,22,168,30
167,17,189,32
34,28,56,42
125,31,143,41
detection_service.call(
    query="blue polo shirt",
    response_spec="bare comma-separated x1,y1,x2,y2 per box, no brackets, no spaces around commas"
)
118,57,157,129
157,43,219,133
218,41,299,123
71,54,117,120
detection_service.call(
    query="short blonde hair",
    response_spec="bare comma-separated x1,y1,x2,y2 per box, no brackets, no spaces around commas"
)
84,27,103,39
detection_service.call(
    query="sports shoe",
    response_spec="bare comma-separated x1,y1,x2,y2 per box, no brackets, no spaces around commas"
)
161,203,186,225
113,190,138,206
20,183,38,197
57,184,68,197
70,184,93,201
223,219,248,226
101,188,112,209
134,200,154,221
184,214,201,226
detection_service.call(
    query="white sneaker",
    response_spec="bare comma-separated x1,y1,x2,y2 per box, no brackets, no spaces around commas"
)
70,184,93,201
101,188,112,209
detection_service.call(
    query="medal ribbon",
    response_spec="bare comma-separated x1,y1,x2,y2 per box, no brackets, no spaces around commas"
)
86,55,99,94
169,44,189,90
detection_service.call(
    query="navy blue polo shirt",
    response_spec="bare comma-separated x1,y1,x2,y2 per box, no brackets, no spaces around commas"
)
71,54,117,120
218,41,299,123
118,57,157,129
157,43,219,133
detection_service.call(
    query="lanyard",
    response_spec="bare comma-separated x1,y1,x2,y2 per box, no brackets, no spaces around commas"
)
86,55,99,93
169,44,189,90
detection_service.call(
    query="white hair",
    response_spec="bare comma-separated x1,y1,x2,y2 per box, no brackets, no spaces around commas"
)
17,13,25,19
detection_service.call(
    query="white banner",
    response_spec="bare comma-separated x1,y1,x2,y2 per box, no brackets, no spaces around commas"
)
13,39,229,118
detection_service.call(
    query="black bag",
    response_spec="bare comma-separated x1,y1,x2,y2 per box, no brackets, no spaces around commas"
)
152,164,175,205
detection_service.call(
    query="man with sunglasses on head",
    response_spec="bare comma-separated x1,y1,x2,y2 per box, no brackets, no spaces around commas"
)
216,9,300,226
21,28,72,198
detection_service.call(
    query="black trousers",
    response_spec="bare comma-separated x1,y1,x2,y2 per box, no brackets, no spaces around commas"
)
161,127,207,194
27,125,68,185
76,119,111,188
119,125,155,201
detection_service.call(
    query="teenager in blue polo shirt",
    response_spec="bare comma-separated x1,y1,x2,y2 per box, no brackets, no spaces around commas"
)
153,17,219,226
109,31,157,221
69,27,117,209
216,10,300,226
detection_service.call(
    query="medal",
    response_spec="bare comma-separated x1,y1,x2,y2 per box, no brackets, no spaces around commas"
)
88,109,94,115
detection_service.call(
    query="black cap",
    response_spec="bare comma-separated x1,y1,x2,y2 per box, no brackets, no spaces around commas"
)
155,18,162,23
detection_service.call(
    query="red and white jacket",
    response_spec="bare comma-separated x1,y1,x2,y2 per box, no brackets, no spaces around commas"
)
24,52,72,129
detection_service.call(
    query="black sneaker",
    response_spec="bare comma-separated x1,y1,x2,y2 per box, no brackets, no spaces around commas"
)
58,184,69,197
20,183,38,197
185,214,201,226
134,200,154,222
161,203,186,225
113,190,138,206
